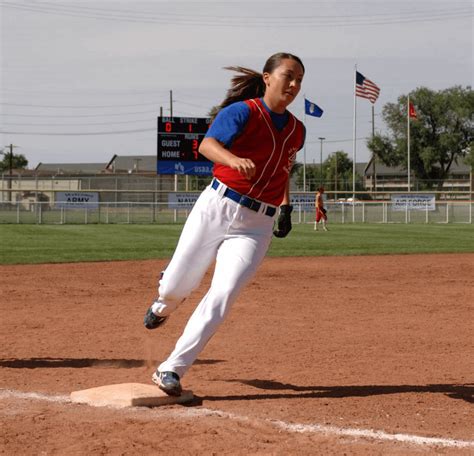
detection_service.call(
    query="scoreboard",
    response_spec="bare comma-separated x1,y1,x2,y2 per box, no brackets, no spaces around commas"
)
157,116,213,175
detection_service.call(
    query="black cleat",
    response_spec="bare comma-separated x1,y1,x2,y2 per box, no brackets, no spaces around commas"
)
143,306,167,330
152,370,182,396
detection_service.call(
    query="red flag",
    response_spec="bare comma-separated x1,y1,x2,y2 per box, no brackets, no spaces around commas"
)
409,102,417,119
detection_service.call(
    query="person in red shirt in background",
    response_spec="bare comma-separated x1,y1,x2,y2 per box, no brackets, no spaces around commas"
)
314,186,328,231
143,52,306,396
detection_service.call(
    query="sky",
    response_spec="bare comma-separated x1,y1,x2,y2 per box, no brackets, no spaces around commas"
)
0,0,472,170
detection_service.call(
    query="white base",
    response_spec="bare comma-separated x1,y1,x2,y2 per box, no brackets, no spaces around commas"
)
70,383,193,408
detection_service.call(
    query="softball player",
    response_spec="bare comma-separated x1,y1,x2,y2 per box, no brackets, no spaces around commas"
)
144,52,306,396
314,186,328,231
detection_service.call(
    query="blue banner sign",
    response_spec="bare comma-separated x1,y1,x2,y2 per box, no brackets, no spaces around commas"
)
157,161,213,176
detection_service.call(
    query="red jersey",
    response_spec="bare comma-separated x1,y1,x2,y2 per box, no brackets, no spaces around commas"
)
213,98,305,206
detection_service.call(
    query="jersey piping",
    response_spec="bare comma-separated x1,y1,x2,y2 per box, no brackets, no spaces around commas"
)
248,99,298,200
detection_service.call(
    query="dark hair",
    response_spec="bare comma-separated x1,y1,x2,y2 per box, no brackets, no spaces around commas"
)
212,52,304,118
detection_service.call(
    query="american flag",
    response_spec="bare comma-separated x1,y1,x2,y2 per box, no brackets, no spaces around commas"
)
355,71,380,104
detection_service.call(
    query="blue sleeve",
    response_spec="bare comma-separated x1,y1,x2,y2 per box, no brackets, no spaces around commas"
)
205,102,250,148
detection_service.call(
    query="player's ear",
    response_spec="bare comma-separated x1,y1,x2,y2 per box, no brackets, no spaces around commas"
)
263,72,270,86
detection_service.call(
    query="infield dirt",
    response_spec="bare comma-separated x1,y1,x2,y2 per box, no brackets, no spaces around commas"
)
1,254,473,455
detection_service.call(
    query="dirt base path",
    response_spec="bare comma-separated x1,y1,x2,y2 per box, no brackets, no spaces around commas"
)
1,254,473,455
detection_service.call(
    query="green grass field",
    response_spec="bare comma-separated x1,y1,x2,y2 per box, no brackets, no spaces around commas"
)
0,223,473,265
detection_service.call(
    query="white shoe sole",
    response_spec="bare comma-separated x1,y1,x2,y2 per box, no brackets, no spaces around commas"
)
152,371,182,396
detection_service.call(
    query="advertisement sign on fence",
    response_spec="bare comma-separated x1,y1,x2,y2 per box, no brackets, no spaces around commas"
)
168,193,200,209
391,194,435,211
56,192,99,209
290,193,316,211
169,193,318,211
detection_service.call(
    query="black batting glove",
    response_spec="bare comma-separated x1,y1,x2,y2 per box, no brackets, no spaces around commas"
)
273,205,293,238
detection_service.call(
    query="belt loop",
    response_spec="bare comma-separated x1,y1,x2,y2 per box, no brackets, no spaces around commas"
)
220,184,227,198
211,179,275,218
216,179,227,197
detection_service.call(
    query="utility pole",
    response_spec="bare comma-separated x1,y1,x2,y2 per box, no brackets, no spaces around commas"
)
170,90,177,192
407,94,411,193
170,90,173,118
9,145,13,174
2,144,19,203
318,137,325,186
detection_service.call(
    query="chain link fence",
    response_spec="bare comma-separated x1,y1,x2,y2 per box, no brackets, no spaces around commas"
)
0,173,472,224
0,200,472,225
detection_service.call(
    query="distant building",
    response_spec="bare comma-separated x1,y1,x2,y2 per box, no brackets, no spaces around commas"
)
3,155,170,205
2,153,471,207
105,155,157,174
35,162,108,175
364,157,471,194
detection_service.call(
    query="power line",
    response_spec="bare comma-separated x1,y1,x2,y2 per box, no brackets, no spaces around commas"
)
1,109,378,123
0,128,156,136
0,102,165,109
0,126,372,142
11,0,471,22
175,100,212,110
1,1,471,27
0,110,161,118
3,118,156,127
307,137,370,144
0,87,170,96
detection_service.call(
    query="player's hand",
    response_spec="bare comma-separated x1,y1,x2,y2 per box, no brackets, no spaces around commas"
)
199,139,256,179
229,157,256,180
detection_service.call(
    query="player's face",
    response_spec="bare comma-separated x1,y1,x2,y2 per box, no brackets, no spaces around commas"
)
263,59,304,113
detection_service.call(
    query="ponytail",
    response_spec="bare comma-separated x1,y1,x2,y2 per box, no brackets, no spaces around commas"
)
212,66,265,119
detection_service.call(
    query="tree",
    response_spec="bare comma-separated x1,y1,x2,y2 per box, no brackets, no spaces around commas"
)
368,85,474,190
323,150,354,193
0,151,28,172
464,142,474,170
293,163,319,191
292,150,361,194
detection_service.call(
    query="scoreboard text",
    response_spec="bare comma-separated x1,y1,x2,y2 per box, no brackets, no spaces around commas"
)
157,116,213,175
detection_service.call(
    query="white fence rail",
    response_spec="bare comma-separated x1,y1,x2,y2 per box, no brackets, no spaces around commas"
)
0,201,472,225
294,201,473,225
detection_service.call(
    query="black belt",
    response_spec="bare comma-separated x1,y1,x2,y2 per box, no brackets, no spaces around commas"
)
211,179,276,217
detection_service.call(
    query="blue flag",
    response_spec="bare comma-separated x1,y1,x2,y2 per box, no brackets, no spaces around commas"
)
305,98,323,117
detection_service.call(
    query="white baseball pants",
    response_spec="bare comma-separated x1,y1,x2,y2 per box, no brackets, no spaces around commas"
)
152,182,276,378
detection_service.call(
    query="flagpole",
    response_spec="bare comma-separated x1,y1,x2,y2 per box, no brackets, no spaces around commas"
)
371,105,376,194
352,65,357,203
303,96,307,192
407,94,411,193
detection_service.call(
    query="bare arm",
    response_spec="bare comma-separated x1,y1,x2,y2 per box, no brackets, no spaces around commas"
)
199,137,256,180
280,178,291,206
316,194,322,208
